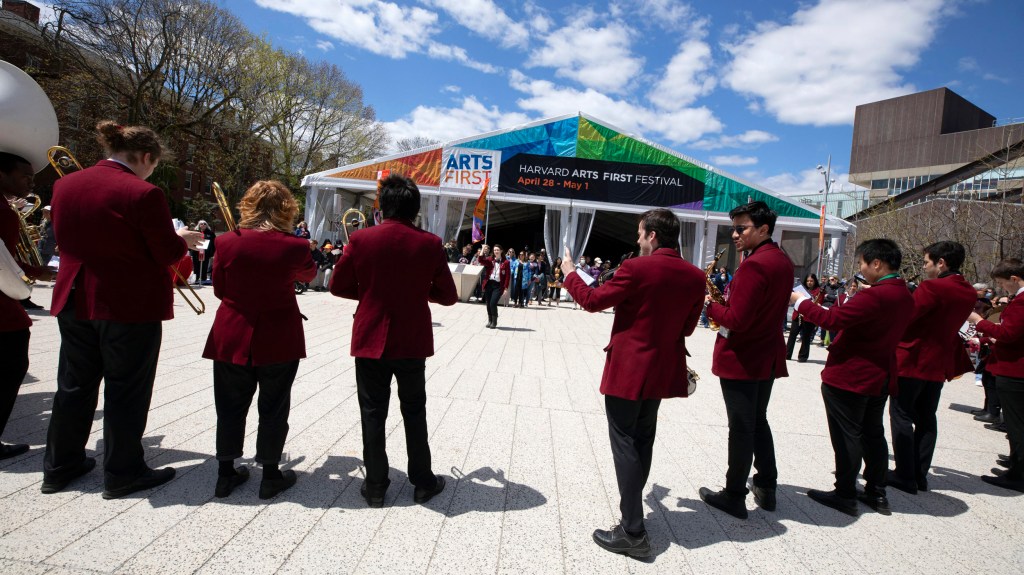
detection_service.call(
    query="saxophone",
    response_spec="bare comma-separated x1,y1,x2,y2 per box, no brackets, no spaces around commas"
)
704,248,728,331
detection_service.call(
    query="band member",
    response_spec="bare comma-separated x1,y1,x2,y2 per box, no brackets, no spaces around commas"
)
791,239,913,516
561,208,705,558
42,121,203,498
888,242,976,494
0,152,54,459
787,273,821,362
202,181,316,499
330,174,458,507
969,259,1024,492
699,201,794,519
478,244,510,329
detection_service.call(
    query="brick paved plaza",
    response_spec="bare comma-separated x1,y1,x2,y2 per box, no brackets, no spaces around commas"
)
0,285,1022,574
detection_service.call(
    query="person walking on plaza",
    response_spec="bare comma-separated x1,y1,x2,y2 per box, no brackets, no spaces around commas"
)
42,121,204,498
787,273,821,362
791,239,914,516
968,259,1024,492
0,152,55,460
698,201,794,519
561,208,705,558
202,181,317,499
478,244,510,328
888,241,977,494
330,174,458,507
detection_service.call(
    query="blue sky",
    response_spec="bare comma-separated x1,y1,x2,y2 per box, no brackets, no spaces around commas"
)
218,0,1022,195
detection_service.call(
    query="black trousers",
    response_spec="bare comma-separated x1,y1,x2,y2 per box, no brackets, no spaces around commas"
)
355,357,434,490
889,377,943,483
484,282,502,323
45,300,162,486
787,317,817,361
720,378,777,495
605,395,661,534
821,383,889,498
213,360,298,465
982,370,1001,416
996,375,1024,480
0,329,30,440
191,252,210,282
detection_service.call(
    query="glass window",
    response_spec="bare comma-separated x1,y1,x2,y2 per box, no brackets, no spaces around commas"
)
871,179,889,190
184,171,193,191
186,144,196,164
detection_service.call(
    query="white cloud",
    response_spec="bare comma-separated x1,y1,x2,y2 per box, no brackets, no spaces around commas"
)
526,22,643,93
957,57,979,72
711,155,758,167
691,130,779,150
442,85,462,93
423,0,529,48
383,96,532,149
315,40,334,52
253,0,496,72
759,168,861,196
612,0,708,35
724,0,948,126
648,39,716,110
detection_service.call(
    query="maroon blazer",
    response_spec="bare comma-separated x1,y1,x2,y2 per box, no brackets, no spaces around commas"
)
330,218,458,359
50,160,188,322
478,255,510,291
707,241,794,381
896,273,977,382
563,247,706,400
202,229,316,366
977,295,1024,378
796,277,914,396
0,204,46,332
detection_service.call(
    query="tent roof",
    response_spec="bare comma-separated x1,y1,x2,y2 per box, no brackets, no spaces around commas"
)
302,113,850,231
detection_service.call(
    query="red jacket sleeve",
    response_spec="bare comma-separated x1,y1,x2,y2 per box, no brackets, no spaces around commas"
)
136,186,188,267
707,260,767,333
293,246,317,283
330,235,359,300
978,307,1023,344
429,245,458,305
563,261,634,313
796,288,880,332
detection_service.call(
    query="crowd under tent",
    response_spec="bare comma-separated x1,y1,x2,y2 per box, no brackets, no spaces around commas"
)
301,113,854,277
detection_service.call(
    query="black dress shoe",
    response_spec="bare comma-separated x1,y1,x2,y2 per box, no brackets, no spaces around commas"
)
974,413,1000,423
592,525,651,558
360,481,386,508
996,459,1011,469
991,467,1008,477
41,457,96,494
102,466,176,499
699,487,748,519
749,483,777,511
984,422,1008,433
215,466,250,498
886,470,918,495
0,442,29,460
981,474,1024,493
807,488,858,516
857,489,891,515
20,299,43,310
969,408,988,416
259,469,297,500
413,475,446,504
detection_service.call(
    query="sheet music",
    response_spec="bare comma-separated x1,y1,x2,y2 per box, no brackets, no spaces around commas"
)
575,268,596,286
793,284,812,300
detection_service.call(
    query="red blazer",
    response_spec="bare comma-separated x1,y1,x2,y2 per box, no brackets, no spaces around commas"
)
50,161,188,322
707,241,794,380
202,229,316,366
563,247,706,400
896,273,977,382
977,295,1024,378
796,277,914,396
478,255,510,291
330,219,458,359
0,204,47,332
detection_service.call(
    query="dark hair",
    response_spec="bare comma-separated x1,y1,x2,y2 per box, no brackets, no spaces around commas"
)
923,241,965,272
95,120,168,162
0,152,31,173
729,201,778,235
379,174,420,220
492,243,502,251
855,238,902,270
804,273,820,289
990,258,1024,280
638,208,679,251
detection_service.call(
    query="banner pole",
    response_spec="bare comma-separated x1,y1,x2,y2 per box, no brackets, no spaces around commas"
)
484,181,491,243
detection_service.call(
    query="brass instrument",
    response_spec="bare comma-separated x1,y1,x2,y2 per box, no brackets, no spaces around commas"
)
340,207,367,244
704,248,727,331
13,193,45,269
212,182,236,231
47,146,83,177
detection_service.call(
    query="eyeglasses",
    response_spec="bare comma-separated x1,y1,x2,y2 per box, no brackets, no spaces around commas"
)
728,225,751,234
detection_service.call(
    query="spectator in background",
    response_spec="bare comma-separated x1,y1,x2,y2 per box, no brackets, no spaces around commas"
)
294,221,310,239
458,245,472,264
38,205,57,269
516,251,534,307
508,249,523,307
549,258,564,306
787,273,821,362
534,253,550,303
191,220,216,286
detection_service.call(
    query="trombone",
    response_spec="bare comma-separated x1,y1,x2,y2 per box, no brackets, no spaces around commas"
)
340,208,367,244
45,145,206,315
212,182,236,231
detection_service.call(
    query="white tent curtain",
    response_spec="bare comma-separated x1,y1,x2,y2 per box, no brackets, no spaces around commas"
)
567,206,596,260
441,197,467,244
418,196,435,231
543,206,569,261
306,187,336,245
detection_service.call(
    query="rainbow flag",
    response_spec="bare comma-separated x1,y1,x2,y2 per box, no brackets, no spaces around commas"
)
471,177,490,243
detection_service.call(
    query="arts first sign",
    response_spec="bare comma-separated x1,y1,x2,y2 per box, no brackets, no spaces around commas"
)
439,147,501,192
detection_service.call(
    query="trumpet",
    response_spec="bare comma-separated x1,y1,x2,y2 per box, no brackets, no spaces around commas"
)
212,182,236,231
340,207,367,244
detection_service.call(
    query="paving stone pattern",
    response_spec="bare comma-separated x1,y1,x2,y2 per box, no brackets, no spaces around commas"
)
1,286,1022,574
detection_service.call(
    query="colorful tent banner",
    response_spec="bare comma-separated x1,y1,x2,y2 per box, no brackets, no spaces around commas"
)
439,147,501,192
471,177,490,243
328,148,442,187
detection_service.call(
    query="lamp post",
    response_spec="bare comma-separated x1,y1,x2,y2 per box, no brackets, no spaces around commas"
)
816,155,835,278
